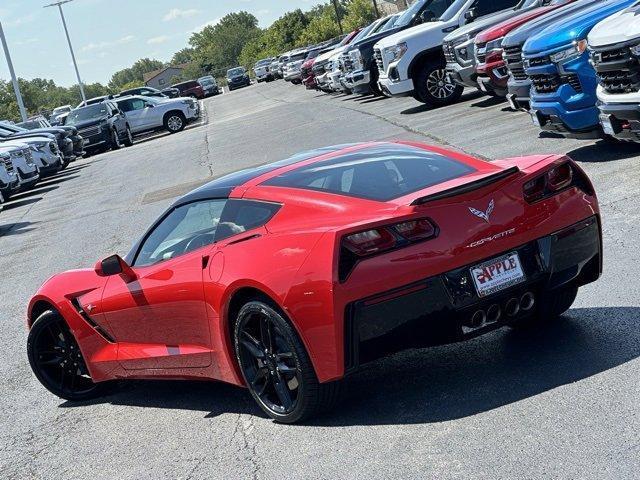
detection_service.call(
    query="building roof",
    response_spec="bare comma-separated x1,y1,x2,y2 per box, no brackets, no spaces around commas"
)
143,63,190,83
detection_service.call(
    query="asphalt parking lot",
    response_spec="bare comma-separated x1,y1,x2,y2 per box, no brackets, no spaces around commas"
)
2,80,639,479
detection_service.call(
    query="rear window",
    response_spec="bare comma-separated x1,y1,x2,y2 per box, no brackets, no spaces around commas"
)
262,145,475,201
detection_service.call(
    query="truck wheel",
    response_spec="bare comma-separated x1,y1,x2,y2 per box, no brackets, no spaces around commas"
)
110,127,122,150
123,125,134,147
414,62,463,107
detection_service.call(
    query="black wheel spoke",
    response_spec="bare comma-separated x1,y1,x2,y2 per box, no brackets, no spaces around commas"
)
240,331,265,359
251,368,269,396
272,375,293,411
276,363,297,377
259,317,273,354
275,352,293,361
39,357,62,366
58,368,66,389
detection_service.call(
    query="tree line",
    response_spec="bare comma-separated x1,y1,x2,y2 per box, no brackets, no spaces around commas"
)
0,0,378,121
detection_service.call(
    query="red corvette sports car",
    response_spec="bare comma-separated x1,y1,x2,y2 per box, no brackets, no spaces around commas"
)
26,141,602,423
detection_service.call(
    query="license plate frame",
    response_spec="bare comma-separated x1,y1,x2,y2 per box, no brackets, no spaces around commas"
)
470,252,526,298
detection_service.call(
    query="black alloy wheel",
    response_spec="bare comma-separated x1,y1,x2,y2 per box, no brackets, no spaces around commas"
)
27,311,104,401
234,301,342,423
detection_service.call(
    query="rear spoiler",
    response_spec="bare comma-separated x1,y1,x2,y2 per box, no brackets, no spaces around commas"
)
410,166,520,206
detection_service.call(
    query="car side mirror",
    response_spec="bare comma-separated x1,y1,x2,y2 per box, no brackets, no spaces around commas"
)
146,104,154,108
95,254,137,282
464,8,477,22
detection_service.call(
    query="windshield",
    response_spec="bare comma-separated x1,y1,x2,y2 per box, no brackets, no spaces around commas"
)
256,59,271,66
227,68,245,77
66,104,109,125
306,50,320,60
395,0,429,27
199,78,214,85
17,121,41,130
290,52,306,62
52,107,69,115
380,14,401,32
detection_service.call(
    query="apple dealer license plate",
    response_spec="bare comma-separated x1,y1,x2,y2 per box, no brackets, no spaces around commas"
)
470,252,525,298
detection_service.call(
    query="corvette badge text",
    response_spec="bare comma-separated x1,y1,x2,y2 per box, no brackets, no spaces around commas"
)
466,228,516,249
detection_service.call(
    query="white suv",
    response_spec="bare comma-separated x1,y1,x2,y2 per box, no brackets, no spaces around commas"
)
115,95,200,135
588,4,640,141
375,0,520,106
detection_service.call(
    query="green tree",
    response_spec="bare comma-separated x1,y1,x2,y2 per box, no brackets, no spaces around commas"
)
343,0,378,31
298,5,342,45
108,58,164,91
189,11,261,75
171,48,195,65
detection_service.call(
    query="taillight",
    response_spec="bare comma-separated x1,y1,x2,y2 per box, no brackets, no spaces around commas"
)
523,162,582,203
343,228,396,256
339,218,438,281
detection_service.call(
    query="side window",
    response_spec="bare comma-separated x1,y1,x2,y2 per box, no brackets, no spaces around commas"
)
214,200,281,242
131,99,146,111
134,199,226,267
118,100,133,112
474,0,519,17
421,0,451,21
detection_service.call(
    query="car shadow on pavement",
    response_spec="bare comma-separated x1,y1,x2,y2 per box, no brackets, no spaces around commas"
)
400,90,484,115
0,221,37,237
566,141,640,163
307,306,640,427
58,307,639,425
1,197,42,211
469,96,506,108
8,185,59,201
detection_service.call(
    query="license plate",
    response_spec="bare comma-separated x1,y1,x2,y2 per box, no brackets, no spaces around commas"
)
507,95,518,110
600,114,614,136
530,110,541,127
470,252,525,298
477,78,487,93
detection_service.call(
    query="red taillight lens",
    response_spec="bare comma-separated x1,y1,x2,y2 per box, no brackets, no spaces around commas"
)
343,228,396,256
393,219,436,241
547,163,573,191
523,162,577,203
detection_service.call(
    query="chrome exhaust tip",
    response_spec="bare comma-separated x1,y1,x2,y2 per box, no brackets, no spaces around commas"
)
505,298,520,317
520,292,535,311
469,309,487,328
486,304,501,323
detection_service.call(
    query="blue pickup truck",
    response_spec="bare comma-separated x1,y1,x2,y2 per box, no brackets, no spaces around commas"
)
522,0,635,138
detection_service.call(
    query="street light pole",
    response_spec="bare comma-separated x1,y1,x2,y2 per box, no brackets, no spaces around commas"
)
0,21,28,122
372,0,380,18
44,0,86,103
332,0,343,34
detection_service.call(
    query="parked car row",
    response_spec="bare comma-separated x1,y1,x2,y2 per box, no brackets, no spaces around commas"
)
0,117,83,209
264,0,640,143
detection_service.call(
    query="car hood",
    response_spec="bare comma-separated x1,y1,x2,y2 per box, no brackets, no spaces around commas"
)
375,21,445,49
443,7,532,44
27,127,68,137
228,75,247,81
475,4,563,44
588,6,640,47
2,136,51,146
0,141,29,151
3,131,57,141
68,118,108,130
503,0,600,47
316,46,347,63
524,0,635,55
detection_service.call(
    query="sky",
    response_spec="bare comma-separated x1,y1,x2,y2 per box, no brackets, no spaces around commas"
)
0,0,324,86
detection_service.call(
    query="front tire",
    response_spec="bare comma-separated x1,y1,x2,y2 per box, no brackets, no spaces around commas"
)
164,112,186,134
110,127,122,150
123,125,134,147
27,311,106,401
413,62,464,107
233,301,342,423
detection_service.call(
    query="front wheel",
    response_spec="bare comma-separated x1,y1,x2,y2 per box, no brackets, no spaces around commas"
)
110,127,122,150
27,311,107,401
413,62,463,107
164,112,186,134
123,125,134,147
234,301,342,423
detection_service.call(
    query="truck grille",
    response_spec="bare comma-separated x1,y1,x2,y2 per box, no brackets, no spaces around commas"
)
23,148,34,164
443,42,456,64
301,65,312,78
504,45,528,81
342,54,354,73
79,125,101,137
527,56,550,68
475,43,486,64
313,60,327,75
374,48,384,73
1,156,14,173
591,46,640,94
531,73,582,94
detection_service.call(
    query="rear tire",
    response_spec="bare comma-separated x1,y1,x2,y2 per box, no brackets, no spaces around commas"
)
233,301,342,424
27,311,108,401
413,61,464,107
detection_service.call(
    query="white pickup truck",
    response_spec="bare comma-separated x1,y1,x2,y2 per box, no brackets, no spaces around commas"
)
374,0,526,107
588,4,640,141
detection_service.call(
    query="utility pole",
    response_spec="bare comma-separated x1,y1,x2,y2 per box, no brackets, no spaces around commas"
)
0,20,28,122
332,0,343,34
372,0,380,18
44,0,86,103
